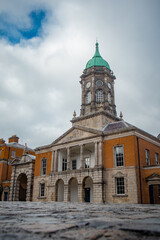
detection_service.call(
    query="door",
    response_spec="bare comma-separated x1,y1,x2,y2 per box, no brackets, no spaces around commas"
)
4,192,8,201
149,185,154,204
85,188,90,202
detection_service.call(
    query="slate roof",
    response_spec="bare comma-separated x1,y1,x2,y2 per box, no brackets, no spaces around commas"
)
103,121,132,132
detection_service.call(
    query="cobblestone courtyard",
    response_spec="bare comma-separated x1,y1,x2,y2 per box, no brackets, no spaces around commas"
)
0,202,160,240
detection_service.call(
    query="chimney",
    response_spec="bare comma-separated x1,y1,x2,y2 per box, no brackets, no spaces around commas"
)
0,138,5,145
8,135,19,143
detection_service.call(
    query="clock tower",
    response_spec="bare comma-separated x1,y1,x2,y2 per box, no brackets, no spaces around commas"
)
71,42,119,130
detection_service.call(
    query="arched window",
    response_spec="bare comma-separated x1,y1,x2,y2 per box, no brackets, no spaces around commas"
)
96,90,103,103
108,93,111,104
86,92,91,103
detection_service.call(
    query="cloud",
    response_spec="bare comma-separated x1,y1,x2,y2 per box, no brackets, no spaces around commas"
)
0,0,159,148
0,9,47,44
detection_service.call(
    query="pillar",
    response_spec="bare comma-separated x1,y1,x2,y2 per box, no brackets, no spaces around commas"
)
80,144,84,169
67,147,70,170
64,185,68,202
94,142,98,167
51,151,54,172
98,141,103,166
54,150,58,172
78,184,83,202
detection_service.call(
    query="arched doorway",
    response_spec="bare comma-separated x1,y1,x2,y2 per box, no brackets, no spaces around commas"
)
68,178,78,202
56,179,64,202
83,177,93,203
18,173,27,201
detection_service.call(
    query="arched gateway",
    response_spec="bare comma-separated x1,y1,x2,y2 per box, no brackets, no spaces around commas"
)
17,173,27,201
68,178,78,202
82,177,93,203
56,179,64,202
9,153,35,201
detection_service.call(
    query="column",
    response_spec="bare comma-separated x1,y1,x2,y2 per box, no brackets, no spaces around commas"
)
51,151,54,172
54,150,58,172
26,174,32,201
94,142,98,167
64,185,68,202
78,184,83,202
98,141,103,166
67,147,70,170
80,144,84,169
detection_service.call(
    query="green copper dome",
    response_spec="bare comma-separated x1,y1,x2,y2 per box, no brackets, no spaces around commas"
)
85,42,111,70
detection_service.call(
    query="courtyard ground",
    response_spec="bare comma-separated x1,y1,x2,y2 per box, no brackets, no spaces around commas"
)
0,202,160,240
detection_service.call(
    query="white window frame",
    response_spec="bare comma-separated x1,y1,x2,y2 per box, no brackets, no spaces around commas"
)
155,153,159,165
41,158,47,175
116,177,125,195
145,149,150,166
96,90,103,103
108,92,111,104
114,145,124,167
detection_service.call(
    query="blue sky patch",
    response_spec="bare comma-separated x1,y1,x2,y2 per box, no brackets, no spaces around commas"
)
0,10,46,44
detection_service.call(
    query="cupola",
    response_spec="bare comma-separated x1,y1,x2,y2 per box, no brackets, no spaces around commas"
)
85,42,111,70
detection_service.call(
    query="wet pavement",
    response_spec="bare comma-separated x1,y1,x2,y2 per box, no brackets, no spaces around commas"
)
0,202,160,239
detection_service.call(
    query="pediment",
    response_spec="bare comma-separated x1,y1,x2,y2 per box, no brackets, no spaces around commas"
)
53,126,102,145
146,173,160,181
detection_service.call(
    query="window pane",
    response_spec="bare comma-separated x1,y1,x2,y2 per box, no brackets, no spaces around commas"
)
40,183,45,197
155,153,159,165
116,177,125,194
86,92,91,103
115,146,124,166
72,160,77,170
108,93,111,104
42,158,47,175
85,157,90,168
96,90,103,103
11,151,15,158
145,149,150,165
62,159,67,171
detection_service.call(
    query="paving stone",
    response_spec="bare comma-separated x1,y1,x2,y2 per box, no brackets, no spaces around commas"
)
0,202,160,240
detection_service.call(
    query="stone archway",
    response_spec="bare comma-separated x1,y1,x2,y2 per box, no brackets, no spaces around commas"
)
82,176,93,203
56,179,64,202
68,178,78,202
17,173,27,201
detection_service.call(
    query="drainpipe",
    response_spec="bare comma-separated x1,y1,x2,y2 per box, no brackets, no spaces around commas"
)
102,166,105,203
6,147,10,181
136,137,143,204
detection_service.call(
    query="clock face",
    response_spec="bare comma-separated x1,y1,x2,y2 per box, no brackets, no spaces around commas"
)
108,82,112,89
86,82,91,88
96,80,103,87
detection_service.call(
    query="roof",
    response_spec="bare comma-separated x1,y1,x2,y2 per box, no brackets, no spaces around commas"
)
103,120,160,144
103,121,132,132
85,42,111,70
0,141,34,152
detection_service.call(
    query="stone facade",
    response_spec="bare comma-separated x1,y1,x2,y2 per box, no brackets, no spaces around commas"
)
9,154,35,201
5,42,160,204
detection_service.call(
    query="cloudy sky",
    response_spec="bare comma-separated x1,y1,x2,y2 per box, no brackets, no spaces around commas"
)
0,0,159,148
